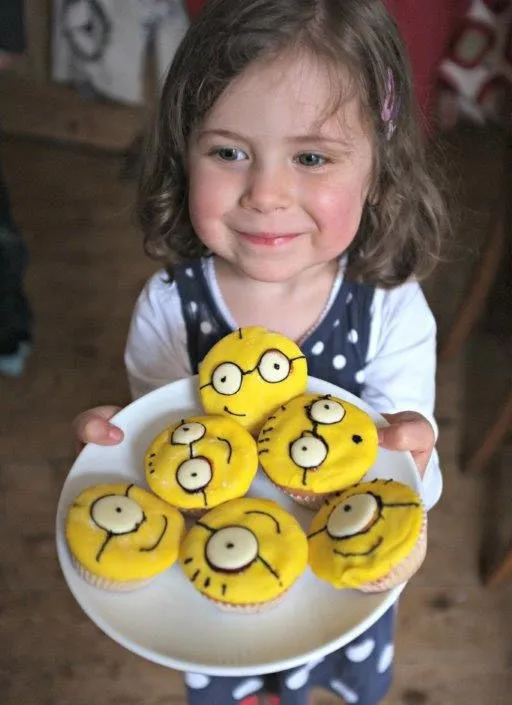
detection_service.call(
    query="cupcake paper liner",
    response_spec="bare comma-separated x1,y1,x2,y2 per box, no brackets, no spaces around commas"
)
71,555,153,592
358,513,428,593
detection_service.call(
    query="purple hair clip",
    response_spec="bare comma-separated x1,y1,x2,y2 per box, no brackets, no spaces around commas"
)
381,69,400,140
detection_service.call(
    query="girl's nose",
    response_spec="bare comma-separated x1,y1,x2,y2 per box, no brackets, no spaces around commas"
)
240,165,294,213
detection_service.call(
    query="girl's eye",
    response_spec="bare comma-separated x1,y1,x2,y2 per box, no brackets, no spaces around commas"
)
296,152,328,167
215,147,247,162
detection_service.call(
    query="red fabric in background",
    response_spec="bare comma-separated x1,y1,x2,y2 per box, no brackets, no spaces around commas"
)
383,0,471,126
185,0,205,19
184,0,471,127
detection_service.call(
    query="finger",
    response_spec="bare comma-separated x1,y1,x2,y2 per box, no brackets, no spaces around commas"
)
89,405,123,422
380,410,426,426
378,420,434,454
74,413,124,446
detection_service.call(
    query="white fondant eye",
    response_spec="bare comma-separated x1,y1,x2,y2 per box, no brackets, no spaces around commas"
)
258,350,291,383
177,457,212,492
91,495,144,535
205,526,258,571
171,422,206,445
211,363,243,395
327,493,379,538
310,399,345,424
290,435,328,468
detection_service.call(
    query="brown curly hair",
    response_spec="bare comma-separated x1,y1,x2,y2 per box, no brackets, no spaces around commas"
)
138,0,449,287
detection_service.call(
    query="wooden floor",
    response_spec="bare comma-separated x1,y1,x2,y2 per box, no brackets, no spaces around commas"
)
0,128,511,705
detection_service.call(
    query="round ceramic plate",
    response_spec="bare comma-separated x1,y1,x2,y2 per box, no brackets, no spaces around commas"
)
56,375,421,676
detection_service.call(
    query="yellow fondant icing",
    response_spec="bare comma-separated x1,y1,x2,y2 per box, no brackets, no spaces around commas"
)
145,415,258,510
198,326,308,434
66,483,185,582
307,480,424,588
258,393,378,493
179,497,308,605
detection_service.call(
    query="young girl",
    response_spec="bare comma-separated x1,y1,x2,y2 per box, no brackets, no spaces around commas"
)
74,1,449,703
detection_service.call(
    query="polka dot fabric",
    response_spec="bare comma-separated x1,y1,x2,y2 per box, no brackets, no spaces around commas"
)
184,607,395,705
173,258,375,397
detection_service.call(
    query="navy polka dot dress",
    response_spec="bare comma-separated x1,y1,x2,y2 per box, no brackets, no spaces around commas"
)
174,259,395,705
175,259,373,396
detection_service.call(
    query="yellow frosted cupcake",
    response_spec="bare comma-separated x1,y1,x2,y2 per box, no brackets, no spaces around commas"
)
198,326,308,435
66,483,185,590
258,393,378,507
145,415,258,515
307,480,427,592
179,497,308,612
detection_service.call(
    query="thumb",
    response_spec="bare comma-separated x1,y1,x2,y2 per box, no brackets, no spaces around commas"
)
378,423,426,453
378,412,435,478
74,405,124,449
378,411,433,452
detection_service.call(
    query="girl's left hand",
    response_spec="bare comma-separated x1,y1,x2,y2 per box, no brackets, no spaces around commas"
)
378,411,435,478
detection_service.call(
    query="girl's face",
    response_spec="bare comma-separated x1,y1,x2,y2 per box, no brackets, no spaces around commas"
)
187,52,374,283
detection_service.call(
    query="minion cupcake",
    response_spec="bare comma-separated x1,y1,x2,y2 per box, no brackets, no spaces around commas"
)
258,393,378,507
307,480,427,592
66,483,185,590
179,497,308,612
198,326,308,435
145,415,258,514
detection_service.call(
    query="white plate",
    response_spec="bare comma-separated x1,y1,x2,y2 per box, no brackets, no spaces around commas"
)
56,375,421,676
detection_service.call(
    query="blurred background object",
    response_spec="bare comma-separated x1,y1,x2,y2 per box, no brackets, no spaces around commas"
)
437,0,512,129
51,0,189,105
0,0,32,376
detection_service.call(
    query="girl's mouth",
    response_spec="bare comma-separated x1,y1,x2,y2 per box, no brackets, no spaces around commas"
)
238,231,300,247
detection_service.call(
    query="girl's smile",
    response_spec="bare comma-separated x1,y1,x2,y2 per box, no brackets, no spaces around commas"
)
236,231,301,247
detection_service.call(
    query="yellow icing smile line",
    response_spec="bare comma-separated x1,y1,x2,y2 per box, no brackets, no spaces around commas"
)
223,405,247,417
139,515,168,552
333,536,384,558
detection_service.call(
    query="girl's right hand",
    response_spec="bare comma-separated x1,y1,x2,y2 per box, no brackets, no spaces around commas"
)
74,405,124,450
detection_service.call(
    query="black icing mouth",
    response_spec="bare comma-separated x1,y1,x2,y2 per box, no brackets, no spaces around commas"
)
333,536,383,558
223,405,247,417
139,515,168,553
